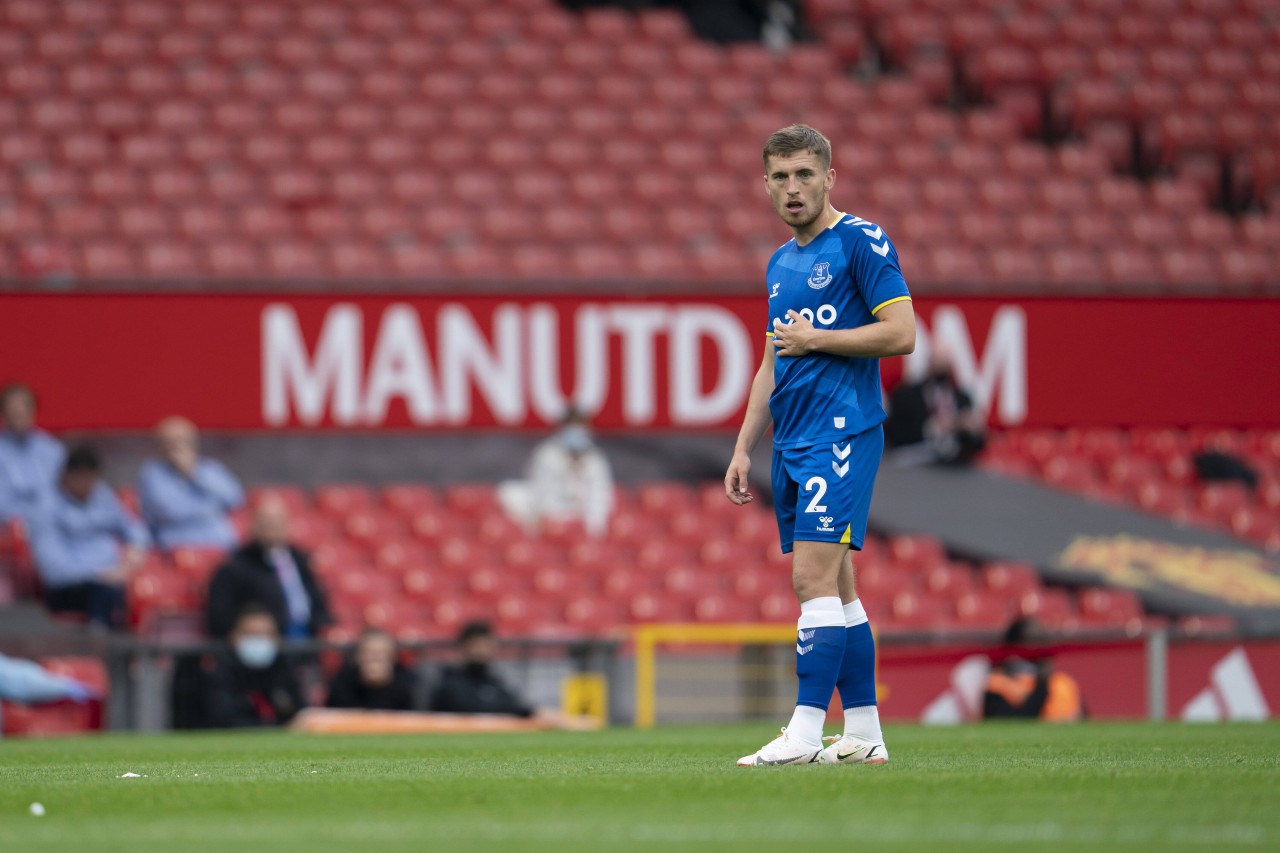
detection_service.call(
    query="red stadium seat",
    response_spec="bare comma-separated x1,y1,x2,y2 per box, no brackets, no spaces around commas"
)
1078,588,1144,629
953,592,1015,631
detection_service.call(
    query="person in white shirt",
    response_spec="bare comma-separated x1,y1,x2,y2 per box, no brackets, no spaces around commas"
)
499,409,615,537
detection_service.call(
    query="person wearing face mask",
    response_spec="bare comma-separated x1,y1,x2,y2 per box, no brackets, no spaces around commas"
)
203,603,304,728
325,629,419,711
205,497,332,641
884,350,987,467
0,382,65,528
428,621,535,718
497,408,615,538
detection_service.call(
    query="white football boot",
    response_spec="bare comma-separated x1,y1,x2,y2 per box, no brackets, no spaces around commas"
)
736,728,823,767
817,734,889,765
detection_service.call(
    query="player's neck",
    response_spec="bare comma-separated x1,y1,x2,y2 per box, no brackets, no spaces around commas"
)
792,205,842,246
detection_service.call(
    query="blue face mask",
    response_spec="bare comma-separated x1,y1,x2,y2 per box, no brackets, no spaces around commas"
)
235,636,279,669
559,424,593,453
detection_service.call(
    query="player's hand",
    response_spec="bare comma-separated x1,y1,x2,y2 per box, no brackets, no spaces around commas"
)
771,310,817,357
724,451,754,506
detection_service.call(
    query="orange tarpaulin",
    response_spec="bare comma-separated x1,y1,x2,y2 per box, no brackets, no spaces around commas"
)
291,709,601,734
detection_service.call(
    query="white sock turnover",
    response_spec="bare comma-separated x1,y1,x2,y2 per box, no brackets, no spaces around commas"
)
844,704,883,743
785,705,828,748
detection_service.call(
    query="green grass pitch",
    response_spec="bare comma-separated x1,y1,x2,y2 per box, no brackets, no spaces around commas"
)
2,722,1277,852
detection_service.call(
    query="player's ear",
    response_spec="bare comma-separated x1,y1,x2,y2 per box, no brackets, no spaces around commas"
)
825,168,836,189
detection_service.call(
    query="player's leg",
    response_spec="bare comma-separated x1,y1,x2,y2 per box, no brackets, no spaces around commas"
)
739,448,846,766
823,427,888,764
787,538,849,741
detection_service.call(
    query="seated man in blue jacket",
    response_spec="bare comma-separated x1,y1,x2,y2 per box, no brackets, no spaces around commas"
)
29,445,149,628
0,382,65,527
138,416,244,551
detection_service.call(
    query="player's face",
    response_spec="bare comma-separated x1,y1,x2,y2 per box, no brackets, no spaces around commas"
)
764,152,835,232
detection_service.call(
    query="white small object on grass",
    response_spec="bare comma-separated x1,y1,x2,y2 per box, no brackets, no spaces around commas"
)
29,802,45,817
119,772,141,778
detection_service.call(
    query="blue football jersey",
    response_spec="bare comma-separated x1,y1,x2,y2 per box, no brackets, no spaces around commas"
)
764,211,911,450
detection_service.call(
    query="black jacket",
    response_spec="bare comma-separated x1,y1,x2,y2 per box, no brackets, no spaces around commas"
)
326,662,419,711
205,542,332,639
203,647,304,728
429,664,534,718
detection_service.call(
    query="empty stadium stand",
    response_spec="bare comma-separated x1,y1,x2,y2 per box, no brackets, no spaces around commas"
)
0,0,1274,289
983,427,1280,551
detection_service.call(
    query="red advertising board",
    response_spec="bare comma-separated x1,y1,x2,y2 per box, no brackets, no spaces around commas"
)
2,293,1277,431
878,638,1280,722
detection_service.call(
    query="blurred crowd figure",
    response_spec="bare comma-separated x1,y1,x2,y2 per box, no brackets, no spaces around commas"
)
884,351,987,467
139,416,244,551
202,603,304,728
429,620,537,718
325,628,418,712
2,379,566,732
982,621,1084,722
206,496,332,640
30,445,149,629
499,409,615,538
0,652,99,737
0,383,65,526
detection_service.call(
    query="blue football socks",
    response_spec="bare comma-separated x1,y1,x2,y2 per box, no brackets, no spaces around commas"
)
837,598,884,741
786,596,846,746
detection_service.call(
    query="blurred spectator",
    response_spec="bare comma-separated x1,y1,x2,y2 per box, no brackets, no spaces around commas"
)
982,620,1083,722
325,628,418,711
0,652,100,738
138,416,244,550
203,603,304,728
0,652,99,703
498,409,614,537
205,497,331,640
29,446,148,629
0,382,65,526
885,351,987,467
1193,448,1258,489
429,621,535,718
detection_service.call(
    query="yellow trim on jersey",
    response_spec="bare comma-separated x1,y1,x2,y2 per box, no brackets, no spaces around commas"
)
826,210,846,230
871,295,912,316
840,525,852,545
765,331,775,337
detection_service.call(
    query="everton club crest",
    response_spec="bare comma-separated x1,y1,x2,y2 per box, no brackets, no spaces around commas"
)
807,261,833,289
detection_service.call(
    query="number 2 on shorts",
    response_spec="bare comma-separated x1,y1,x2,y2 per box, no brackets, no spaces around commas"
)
804,476,828,513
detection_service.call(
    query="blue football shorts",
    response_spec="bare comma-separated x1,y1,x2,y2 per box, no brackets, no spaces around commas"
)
771,426,884,554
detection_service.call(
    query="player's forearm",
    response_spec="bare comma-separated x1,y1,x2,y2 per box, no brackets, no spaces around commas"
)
808,316,915,359
733,365,774,454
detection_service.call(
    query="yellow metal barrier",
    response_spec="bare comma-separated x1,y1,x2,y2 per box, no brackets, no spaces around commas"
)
632,623,795,729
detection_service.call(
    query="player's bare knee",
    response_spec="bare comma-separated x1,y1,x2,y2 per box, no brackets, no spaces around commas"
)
790,544,846,600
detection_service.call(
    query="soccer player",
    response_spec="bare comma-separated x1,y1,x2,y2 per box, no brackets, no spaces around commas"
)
725,125,915,766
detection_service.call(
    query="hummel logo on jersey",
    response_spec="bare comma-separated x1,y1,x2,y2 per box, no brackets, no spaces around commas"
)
769,282,781,298
863,225,891,257
817,517,836,533
807,261,833,289
853,220,891,257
